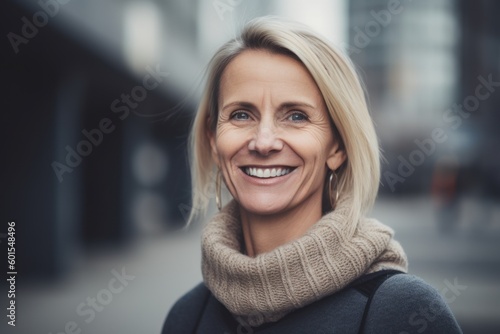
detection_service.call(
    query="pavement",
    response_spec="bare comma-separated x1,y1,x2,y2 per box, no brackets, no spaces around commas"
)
3,196,499,333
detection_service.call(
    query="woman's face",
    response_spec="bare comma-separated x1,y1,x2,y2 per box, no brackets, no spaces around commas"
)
210,50,345,216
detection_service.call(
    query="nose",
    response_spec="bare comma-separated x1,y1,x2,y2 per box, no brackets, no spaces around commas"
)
248,121,283,156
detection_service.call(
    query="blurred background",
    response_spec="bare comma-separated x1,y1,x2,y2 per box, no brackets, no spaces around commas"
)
1,0,499,333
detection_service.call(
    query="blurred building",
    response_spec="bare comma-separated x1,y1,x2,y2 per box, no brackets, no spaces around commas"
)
3,0,201,279
457,0,500,201
348,0,460,194
349,0,500,197
5,0,497,279
2,0,350,279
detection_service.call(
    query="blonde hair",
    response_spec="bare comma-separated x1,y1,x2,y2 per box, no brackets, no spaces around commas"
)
189,16,380,224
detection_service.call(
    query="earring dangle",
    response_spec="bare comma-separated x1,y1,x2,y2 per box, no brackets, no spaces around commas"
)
328,171,339,210
215,169,222,211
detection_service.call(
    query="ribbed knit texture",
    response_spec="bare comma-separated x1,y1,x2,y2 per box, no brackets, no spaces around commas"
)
201,196,408,326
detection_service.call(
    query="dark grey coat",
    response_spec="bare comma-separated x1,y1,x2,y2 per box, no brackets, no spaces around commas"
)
162,273,462,334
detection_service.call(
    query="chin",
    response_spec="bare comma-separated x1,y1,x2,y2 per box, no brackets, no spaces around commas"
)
237,197,290,216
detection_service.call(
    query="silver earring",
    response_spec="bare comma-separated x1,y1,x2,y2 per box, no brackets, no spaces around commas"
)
215,169,222,211
328,171,339,210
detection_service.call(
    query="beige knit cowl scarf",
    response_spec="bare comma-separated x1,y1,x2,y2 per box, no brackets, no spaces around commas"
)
201,196,408,327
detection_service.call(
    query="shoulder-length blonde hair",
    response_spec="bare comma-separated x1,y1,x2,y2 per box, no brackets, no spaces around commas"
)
188,16,380,224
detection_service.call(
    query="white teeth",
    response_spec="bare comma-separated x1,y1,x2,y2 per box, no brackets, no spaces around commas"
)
245,167,292,178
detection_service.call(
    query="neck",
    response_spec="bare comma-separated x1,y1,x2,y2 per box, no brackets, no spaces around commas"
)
240,195,323,257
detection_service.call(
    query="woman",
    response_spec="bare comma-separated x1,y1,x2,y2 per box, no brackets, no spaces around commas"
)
163,17,462,333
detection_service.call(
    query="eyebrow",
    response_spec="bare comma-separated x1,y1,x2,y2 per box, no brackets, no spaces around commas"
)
221,101,316,112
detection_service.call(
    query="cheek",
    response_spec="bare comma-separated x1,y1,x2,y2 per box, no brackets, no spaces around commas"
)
288,129,334,161
214,126,249,159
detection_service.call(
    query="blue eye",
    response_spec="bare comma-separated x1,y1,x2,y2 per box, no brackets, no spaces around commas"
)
231,111,250,120
288,112,308,122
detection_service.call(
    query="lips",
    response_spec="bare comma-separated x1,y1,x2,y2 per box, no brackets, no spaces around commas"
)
243,167,294,179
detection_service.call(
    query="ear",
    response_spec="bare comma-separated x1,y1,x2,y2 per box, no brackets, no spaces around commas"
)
326,140,346,171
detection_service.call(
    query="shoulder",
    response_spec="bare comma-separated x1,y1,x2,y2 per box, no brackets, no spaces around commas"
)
365,274,462,333
378,274,445,303
161,282,210,334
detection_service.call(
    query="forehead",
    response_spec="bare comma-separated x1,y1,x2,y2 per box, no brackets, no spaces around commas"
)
219,49,323,104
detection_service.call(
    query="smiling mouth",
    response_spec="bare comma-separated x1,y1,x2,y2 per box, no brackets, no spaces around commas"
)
243,167,294,179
